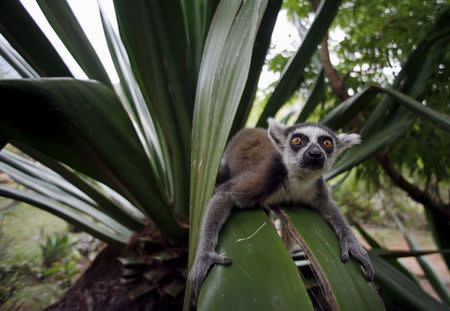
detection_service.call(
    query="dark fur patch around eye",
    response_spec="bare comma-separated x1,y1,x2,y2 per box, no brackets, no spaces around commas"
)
290,134,309,150
318,135,334,154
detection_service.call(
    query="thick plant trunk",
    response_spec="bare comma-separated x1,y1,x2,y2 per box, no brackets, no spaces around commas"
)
46,221,187,311
45,246,162,311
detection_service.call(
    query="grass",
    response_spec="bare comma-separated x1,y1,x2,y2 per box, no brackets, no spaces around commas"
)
1,283,63,311
1,202,68,265
0,201,70,309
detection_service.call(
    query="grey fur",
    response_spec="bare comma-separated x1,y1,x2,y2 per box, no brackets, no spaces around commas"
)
188,120,373,299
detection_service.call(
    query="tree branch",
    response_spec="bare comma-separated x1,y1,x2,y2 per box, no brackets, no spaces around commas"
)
306,0,450,220
376,153,450,219
320,35,350,101
309,0,350,102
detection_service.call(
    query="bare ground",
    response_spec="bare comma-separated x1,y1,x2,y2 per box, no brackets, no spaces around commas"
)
363,225,450,301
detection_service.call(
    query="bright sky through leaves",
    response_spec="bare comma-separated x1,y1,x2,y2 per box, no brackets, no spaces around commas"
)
17,0,302,89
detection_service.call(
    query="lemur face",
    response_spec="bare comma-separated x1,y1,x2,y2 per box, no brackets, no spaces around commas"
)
267,119,361,174
287,125,337,170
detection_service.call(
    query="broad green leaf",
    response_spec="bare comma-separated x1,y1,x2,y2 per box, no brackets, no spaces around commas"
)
371,255,448,311
1,150,94,206
0,185,129,247
256,0,341,127
36,0,112,87
19,147,145,225
393,215,450,305
229,0,283,137
190,0,269,259
320,86,377,129
198,210,314,311
287,208,384,310
98,2,173,205
331,85,450,133
0,37,39,78
0,149,143,231
0,1,72,77
373,249,450,259
113,0,192,217
296,68,325,123
374,86,450,133
0,161,133,239
13,146,145,224
188,0,269,306
181,0,220,81
0,79,184,243
0,161,90,209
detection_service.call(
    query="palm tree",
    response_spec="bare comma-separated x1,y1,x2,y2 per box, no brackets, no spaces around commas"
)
0,0,449,309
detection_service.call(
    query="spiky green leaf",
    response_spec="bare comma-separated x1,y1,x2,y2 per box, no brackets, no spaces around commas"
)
198,210,314,311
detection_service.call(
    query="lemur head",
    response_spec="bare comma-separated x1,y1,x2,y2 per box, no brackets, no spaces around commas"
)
267,118,361,175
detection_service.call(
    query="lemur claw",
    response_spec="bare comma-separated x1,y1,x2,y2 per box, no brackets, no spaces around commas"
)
188,251,232,299
340,236,374,282
340,237,350,262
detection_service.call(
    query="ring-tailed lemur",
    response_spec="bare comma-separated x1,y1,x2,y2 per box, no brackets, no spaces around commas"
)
189,119,374,297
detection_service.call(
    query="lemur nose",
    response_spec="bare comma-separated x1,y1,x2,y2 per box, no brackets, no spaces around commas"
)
306,149,323,159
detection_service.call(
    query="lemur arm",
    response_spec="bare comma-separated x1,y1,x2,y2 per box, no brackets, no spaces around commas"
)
188,190,233,297
314,180,375,281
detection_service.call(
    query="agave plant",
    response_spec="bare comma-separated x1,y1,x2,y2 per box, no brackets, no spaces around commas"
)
0,0,449,310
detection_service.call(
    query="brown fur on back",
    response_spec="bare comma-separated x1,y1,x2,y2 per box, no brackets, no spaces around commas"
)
219,128,287,203
224,128,275,176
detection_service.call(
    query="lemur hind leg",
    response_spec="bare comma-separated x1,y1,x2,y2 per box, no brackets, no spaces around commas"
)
188,189,234,297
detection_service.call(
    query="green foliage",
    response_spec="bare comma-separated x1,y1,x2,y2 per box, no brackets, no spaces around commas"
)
288,208,384,310
0,216,10,261
0,0,449,309
280,0,450,188
0,263,35,305
199,210,314,311
0,262,64,310
335,175,425,227
0,202,78,309
40,233,79,282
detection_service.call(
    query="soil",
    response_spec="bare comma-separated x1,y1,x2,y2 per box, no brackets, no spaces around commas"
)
45,246,154,311
364,225,450,300
45,220,187,311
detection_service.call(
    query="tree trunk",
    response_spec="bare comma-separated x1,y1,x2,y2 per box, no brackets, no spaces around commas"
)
46,221,187,311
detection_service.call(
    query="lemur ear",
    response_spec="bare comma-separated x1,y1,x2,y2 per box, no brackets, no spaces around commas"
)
267,118,287,151
336,133,361,152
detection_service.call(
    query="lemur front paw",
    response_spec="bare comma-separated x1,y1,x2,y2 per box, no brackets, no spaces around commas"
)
340,237,375,282
188,252,232,298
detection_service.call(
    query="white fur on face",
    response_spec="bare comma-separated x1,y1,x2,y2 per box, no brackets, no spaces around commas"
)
281,125,338,175
267,121,360,176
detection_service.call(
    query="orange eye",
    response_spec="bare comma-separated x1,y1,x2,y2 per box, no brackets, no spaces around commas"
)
291,137,302,146
323,139,333,149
